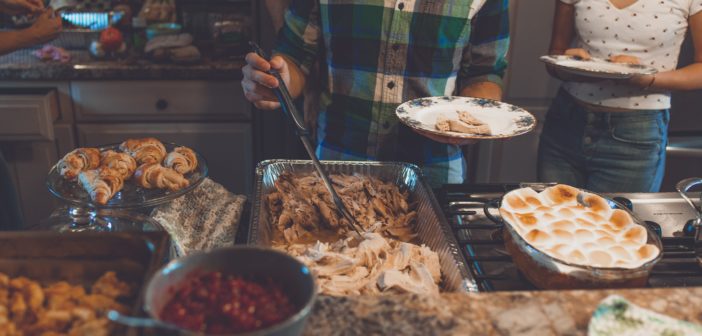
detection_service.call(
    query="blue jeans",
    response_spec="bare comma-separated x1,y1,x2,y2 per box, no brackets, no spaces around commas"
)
538,88,669,192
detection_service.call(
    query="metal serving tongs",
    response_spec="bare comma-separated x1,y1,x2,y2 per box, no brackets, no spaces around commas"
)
249,42,364,238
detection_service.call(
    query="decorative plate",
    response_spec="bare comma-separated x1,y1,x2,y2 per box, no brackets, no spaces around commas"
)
588,295,702,336
540,55,658,80
395,96,537,141
47,143,208,209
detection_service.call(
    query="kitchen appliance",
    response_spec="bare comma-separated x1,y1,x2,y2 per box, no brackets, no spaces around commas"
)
438,183,702,291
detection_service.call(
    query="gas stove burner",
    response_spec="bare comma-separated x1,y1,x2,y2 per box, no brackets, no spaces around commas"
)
645,221,663,237
684,219,699,237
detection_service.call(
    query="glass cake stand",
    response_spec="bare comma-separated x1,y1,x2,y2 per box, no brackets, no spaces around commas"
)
41,142,208,232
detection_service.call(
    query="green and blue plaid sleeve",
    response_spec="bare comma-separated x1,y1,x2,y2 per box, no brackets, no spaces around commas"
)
273,0,321,75
458,0,510,91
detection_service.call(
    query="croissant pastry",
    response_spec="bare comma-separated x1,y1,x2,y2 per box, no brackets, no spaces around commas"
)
78,168,124,205
57,148,101,180
119,138,167,165
134,163,190,192
163,146,198,174
100,150,137,180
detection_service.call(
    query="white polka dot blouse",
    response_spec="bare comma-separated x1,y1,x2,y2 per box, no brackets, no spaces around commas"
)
559,0,702,110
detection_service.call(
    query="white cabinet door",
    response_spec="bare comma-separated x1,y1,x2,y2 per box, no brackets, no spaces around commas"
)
76,123,253,195
2,141,61,228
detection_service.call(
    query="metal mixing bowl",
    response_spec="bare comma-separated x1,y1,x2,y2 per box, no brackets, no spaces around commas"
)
144,246,317,336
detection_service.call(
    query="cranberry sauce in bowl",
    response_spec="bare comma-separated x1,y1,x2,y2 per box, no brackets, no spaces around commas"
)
144,247,316,336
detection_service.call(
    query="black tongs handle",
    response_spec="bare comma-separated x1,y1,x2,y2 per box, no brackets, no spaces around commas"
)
249,41,309,136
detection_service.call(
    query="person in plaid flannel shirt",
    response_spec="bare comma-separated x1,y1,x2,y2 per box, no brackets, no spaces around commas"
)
243,0,510,187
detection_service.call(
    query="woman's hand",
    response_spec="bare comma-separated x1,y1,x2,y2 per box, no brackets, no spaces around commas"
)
609,54,641,64
0,0,43,15
241,52,293,110
547,48,602,83
24,9,62,45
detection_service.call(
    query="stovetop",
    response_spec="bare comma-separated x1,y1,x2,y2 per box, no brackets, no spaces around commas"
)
437,184,702,292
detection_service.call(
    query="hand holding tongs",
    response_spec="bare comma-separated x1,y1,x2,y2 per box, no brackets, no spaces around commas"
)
249,42,365,238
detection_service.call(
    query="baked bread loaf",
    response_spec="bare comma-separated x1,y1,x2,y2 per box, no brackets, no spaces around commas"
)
100,150,137,180
163,146,198,174
57,148,101,180
78,168,124,205
134,163,190,191
119,138,167,165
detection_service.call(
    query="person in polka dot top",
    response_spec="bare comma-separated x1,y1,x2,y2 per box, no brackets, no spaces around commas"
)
538,0,702,192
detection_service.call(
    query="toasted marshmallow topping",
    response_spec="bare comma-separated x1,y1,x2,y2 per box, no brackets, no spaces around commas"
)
500,185,660,269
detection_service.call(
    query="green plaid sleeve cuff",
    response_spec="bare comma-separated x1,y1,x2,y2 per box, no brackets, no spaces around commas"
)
272,0,321,75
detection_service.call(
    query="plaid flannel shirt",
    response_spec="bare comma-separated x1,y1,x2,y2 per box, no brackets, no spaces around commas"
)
274,0,510,186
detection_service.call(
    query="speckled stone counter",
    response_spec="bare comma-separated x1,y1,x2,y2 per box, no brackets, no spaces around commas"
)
0,49,244,80
304,287,702,335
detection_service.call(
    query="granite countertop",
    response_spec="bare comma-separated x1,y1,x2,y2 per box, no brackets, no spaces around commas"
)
0,49,245,80
305,287,702,335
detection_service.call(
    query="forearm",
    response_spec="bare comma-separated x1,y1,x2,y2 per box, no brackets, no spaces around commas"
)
265,0,291,32
459,81,503,101
650,63,702,91
0,30,32,56
276,54,307,99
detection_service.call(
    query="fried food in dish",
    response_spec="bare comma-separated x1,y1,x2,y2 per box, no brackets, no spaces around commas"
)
119,138,167,165
163,146,198,175
99,150,137,180
266,172,417,244
57,148,101,180
0,271,131,336
78,168,124,205
285,232,441,296
134,163,190,192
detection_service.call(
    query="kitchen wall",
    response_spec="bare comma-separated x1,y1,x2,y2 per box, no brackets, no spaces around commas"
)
476,0,559,184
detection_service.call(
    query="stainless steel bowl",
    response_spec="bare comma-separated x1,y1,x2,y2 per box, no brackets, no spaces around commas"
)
144,246,317,336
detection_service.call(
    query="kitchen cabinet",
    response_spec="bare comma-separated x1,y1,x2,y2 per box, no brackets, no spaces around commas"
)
76,123,253,195
0,87,75,228
71,81,250,122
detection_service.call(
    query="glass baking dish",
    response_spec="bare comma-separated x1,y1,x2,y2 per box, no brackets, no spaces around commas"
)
499,184,663,290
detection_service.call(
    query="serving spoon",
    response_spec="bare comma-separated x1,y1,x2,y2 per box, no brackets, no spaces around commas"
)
107,310,192,333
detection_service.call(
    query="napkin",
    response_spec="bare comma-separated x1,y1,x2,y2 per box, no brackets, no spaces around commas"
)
151,178,246,257
588,295,702,336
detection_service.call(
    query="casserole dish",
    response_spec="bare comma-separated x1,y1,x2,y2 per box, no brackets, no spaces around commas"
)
499,184,663,289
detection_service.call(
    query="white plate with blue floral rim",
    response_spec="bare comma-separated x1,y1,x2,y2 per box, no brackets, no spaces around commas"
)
588,295,702,336
395,96,537,141
540,55,658,80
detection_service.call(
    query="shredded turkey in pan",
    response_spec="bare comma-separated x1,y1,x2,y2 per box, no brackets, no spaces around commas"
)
266,172,442,296
266,172,418,244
